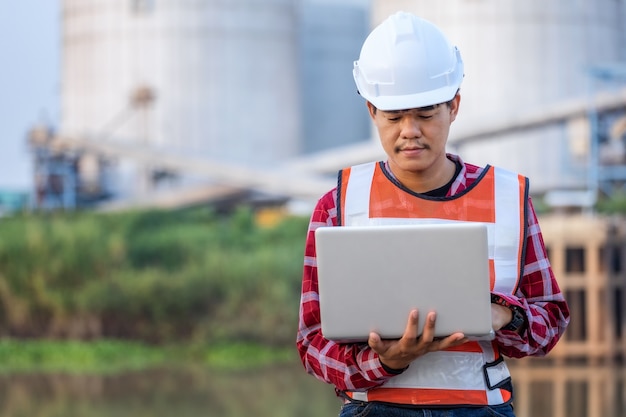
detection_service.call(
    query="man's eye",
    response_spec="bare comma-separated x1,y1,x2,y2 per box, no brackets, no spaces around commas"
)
419,115,433,120
387,116,401,122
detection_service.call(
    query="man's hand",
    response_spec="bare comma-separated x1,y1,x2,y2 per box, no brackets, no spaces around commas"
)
491,303,513,331
367,309,468,372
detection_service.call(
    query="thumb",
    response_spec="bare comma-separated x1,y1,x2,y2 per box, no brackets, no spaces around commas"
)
368,332,383,353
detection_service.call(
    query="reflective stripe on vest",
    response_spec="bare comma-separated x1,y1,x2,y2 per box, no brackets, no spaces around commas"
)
338,161,528,406
349,342,512,406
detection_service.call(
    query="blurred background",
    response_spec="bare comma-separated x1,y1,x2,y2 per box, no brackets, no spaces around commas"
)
1,0,626,416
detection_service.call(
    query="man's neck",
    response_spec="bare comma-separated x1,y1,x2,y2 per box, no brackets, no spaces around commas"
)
390,157,457,194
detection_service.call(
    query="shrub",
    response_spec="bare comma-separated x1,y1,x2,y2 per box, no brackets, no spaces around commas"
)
0,207,309,346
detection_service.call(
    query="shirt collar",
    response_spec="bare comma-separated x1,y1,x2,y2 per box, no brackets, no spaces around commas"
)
383,153,468,197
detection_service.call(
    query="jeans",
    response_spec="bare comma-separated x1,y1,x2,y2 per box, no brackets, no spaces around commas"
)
338,402,516,417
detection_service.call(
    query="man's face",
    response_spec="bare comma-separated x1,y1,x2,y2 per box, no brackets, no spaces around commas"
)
368,95,460,180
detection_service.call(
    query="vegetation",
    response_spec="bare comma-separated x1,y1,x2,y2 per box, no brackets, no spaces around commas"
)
596,191,626,214
0,338,296,374
0,206,309,349
0,339,168,374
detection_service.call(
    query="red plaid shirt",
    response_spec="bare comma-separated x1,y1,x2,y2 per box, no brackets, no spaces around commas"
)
296,154,570,392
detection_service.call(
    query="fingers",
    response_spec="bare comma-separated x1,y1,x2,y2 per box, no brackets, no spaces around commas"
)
368,310,469,371
368,309,422,363
419,311,437,343
368,331,383,353
435,332,468,350
403,310,468,353
372,310,468,351
401,309,420,341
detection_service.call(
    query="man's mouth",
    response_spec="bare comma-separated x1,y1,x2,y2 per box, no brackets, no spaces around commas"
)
396,144,428,153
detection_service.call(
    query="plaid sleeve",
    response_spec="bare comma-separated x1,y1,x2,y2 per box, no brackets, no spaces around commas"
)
493,197,571,357
296,189,396,391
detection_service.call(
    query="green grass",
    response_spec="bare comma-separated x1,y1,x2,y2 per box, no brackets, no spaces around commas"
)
0,339,168,374
0,338,297,375
203,342,295,370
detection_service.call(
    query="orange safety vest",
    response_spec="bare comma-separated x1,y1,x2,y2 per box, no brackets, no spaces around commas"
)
337,161,528,407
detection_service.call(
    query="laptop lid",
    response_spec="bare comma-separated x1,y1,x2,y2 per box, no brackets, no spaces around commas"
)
315,222,493,342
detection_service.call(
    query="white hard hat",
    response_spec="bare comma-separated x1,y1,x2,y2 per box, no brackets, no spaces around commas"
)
353,12,464,111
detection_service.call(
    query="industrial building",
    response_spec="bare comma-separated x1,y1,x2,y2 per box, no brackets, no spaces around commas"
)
32,0,370,210
30,0,626,212
508,213,626,417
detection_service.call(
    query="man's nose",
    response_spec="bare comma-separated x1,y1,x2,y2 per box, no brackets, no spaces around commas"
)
400,116,423,138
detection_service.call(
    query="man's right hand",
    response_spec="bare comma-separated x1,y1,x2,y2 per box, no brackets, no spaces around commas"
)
367,309,468,372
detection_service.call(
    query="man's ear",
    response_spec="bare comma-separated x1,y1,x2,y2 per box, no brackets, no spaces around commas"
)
366,101,377,120
449,94,461,122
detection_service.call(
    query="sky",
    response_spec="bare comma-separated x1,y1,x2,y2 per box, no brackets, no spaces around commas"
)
0,1,60,191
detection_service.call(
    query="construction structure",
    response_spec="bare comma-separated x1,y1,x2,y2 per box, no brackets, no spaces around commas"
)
32,0,370,211
30,0,626,211
508,213,626,417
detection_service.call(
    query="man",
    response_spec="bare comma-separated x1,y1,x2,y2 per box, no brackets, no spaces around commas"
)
296,11,570,417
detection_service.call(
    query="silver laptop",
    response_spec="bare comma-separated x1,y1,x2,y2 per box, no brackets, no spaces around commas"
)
315,222,493,342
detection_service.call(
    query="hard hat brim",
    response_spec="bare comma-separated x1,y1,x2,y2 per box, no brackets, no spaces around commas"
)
363,84,460,111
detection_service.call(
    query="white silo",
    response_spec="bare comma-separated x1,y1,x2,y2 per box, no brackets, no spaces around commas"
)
370,0,626,194
61,0,300,197
298,1,370,153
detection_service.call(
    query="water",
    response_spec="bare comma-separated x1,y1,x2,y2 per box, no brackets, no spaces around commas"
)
0,364,341,417
1,364,619,417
